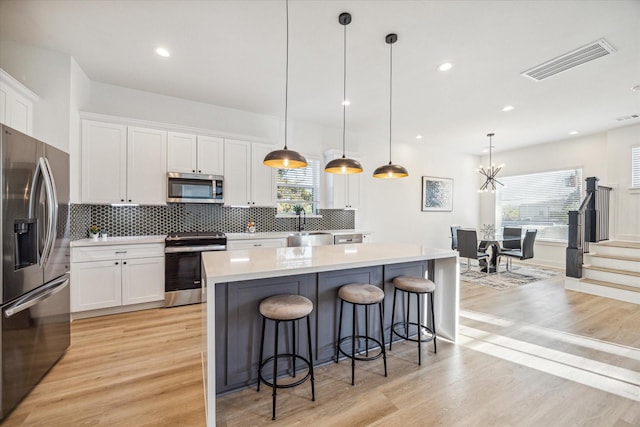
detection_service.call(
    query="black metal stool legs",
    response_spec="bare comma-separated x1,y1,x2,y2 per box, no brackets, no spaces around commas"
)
389,287,437,365
272,320,279,420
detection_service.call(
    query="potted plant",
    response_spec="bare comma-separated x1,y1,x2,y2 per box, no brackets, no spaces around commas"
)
89,225,100,241
292,205,304,215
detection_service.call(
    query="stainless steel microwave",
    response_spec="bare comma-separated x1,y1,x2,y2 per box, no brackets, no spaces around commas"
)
167,172,223,203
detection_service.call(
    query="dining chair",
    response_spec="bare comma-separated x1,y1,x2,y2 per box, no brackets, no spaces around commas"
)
456,229,489,271
501,227,522,251
499,229,537,271
450,225,461,250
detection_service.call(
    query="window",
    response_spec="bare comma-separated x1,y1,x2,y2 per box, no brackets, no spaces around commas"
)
276,158,320,214
632,146,640,188
495,168,583,241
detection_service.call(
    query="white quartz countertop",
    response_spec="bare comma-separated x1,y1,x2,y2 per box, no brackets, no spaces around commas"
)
225,230,370,240
202,242,456,283
70,235,166,247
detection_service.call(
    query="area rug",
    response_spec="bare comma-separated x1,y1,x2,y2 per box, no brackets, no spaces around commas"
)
460,264,563,290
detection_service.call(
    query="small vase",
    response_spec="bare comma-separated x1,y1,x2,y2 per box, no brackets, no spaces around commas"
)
90,233,99,241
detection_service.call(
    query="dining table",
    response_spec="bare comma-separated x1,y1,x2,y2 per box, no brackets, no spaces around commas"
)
478,235,522,273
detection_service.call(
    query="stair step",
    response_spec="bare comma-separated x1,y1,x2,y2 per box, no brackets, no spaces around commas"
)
584,265,640,277
586,253,640,263
596,240,640,249
579,278,640,293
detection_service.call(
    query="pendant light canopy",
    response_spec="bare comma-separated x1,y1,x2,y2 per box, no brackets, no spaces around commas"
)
325,12,363,175
478,132,504,192
373,33,408,179
264,0,308,169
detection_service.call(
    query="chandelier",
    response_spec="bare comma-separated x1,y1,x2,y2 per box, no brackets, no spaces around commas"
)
478,132,503,192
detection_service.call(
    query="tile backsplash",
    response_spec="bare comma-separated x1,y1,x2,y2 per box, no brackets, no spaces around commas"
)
70,204,355,240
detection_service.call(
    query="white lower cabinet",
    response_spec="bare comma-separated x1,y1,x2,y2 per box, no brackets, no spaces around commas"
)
227,238,287,250
71,243,164,314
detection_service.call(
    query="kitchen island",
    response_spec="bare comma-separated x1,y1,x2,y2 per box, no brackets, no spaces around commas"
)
202,242,458,426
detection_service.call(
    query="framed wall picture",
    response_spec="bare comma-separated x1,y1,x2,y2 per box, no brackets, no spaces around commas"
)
422,176,453,212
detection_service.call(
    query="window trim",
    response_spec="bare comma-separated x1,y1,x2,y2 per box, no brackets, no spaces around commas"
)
631,145,640,189
494,168,583,243
275,156,321,214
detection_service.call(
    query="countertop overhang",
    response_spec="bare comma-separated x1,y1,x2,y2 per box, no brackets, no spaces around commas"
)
202,242,456,284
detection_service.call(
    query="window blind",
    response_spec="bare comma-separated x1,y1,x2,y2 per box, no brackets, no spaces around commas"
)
632,146,640,188
495,168,583,241
276,158,320,213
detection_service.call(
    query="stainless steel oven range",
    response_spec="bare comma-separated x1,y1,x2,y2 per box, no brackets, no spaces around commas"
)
164,231,226,307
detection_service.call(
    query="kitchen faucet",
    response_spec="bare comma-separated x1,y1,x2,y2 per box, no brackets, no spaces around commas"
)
297,210,306,232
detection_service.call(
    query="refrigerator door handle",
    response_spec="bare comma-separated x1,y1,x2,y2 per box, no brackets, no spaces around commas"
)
3,275,69,318
28,157,58,267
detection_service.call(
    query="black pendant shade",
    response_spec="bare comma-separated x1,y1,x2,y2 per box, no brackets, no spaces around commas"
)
373,33,408,179
263,147,308,169
372,161,409,179
264,0,307,169
325,12,363,174
325,155,363,174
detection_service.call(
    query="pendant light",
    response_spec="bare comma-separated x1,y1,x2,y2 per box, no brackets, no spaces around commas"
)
478,132,504,192
263,0,308,169
325,12,363,175
373,33,408,179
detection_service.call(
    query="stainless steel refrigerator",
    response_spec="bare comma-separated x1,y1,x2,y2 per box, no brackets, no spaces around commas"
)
0,124,71,420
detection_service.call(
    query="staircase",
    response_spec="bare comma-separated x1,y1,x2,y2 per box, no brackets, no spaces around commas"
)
565,240,640,304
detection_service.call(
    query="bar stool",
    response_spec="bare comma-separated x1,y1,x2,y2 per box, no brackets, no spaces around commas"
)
389,276,437,365
335,283,387,385
257,294,315,420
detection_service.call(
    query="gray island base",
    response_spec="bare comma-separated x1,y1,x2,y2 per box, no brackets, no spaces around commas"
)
202,242,459,426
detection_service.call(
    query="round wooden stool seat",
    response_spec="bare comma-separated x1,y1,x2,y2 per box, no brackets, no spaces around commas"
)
338,283,384,305
393,276,435,294
259,294,313,321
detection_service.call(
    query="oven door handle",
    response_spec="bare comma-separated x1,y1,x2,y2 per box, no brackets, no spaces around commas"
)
165,245,227,253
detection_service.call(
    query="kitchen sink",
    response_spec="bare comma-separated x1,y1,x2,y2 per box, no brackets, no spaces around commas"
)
287,232,333,247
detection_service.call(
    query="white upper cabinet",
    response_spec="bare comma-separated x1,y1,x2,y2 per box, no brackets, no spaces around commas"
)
324,150,361,210
0,68,39,136
81,120,128,203
81,120,167,205
332,173,361,210
167,132,223,175
224,139,275,207
127,126,167,204
251,143,277,207
197,135,224,175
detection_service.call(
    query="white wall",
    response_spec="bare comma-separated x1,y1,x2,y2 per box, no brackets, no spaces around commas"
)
0,40,71,151
69,58,91,204
357,134,481,249
606,124,640,240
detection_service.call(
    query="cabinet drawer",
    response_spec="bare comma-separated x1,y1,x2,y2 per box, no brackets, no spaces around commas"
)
227,238,286,250
72,243,164,262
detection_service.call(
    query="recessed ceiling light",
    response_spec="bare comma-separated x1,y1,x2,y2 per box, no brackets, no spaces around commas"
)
569,130,579,135
155,46,170,57
437,62,453,72
416,135,423,139
342,99,350,106
632,84,640,92
502,105,515,112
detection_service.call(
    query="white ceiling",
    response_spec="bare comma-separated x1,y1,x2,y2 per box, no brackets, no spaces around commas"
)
1,0,639,154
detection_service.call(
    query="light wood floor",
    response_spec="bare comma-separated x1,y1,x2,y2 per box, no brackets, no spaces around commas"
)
4,274,640,426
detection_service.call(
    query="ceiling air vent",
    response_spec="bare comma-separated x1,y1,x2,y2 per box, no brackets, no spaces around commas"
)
521,39,616,81
616,114,639,122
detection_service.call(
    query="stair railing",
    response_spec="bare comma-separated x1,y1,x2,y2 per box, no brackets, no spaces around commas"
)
566,177,611,278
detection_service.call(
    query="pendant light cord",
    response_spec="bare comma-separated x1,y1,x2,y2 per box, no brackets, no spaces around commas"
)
284,0,289,150
388,40,393,164
342,22,347,157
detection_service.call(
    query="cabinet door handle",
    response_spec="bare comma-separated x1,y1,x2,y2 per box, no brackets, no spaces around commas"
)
123,261,127,265
115,251,127,254
115,262,119,265
253,243,262,247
